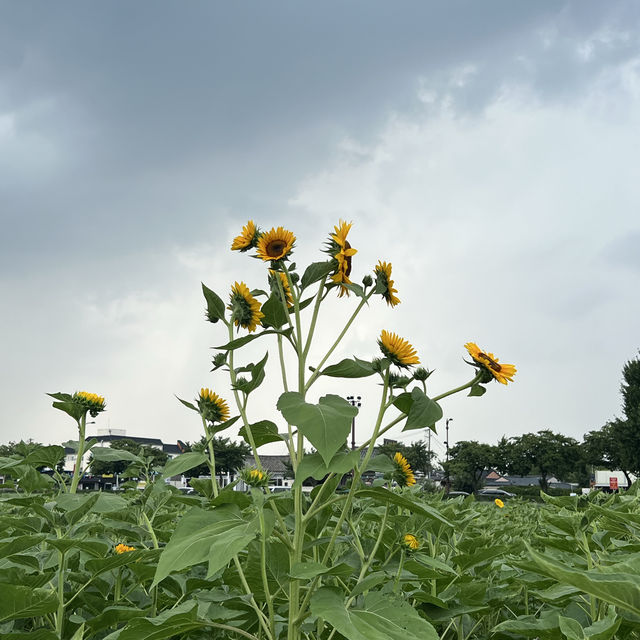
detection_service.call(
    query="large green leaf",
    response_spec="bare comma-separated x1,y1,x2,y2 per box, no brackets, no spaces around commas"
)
397,388,442,431
0,585,58,622
310,588,438,640
528,545,640,615
91,447,142,463
239,420,283,447
152,505,260,586
277,392,357,465
104,602,202,640
294,451,359,487
161,452,208,479
321,357,377,379
301,260,334,290
0,535,46,560
24,445,65,470
232,352,269,394
261,294,289,329
202,283,225,323
214,327,293,351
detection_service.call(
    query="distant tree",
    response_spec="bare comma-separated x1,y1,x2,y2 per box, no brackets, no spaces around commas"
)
445,440,496,493
183,436,251,479
89,439,168,475
583,352,640,485
504,430,580,491
404,440,437,475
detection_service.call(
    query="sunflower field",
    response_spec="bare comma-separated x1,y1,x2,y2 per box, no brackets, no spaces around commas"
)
1,221,639,640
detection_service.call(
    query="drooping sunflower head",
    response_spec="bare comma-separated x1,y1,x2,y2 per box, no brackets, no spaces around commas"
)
378,330,420,368
73,391,106,417
256,226,296,262
403,533,420,550
324,220,357,297
114,543,135,554
494,498,505,508
393,452,416,487
242,467,269,488
197,388,230,423
231,220,260,252
374,261,400,307
228,282,264,332
464,342,516,385
269,269,293,307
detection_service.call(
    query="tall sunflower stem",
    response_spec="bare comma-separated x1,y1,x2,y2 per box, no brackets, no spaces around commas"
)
432,371,484,402
302,275,328,361
69,413,87,494
201,416,219,498
304,290,373,393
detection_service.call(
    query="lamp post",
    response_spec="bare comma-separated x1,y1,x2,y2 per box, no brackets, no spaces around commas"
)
346,395,362,450
445,417,453,489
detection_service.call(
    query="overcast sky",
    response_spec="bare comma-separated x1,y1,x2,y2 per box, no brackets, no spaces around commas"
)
2,1,639,460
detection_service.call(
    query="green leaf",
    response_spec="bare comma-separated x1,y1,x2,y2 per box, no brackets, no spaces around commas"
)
261,294,289,329
239,420,282,448
468,384,486,397
341,282,366,298
310,587,438,640
214,327,293,351
0,585,58,622
161,452,208,478
202,283,225,323
559,616,586,640
0,535,46,560
107,602,202,640
86,606,147,634
356,487,453,527
364,455,394,473
85,549,161,578
176,396,199,413
232,352,269,394
294,451,359,487
321,357,377,379
91,447,142,464
528,544,640,616
583,608,622,640
152,505,260,586
402,388,442,431
277,392,357,465
0,631,58,640
51,400,85,422
24,445,65,470
301,260,334,290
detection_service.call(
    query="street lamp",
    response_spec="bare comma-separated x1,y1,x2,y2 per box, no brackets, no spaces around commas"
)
346,396,362,450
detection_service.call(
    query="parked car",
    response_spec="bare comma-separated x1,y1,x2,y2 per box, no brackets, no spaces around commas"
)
445,490,470,498
476,488,516,499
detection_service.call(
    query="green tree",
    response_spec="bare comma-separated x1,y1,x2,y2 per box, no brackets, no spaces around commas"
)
504,430,580,491
445,440,496,493
89,439,168,475
183,436,251,479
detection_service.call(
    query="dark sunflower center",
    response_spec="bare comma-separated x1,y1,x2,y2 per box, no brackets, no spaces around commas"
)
266,240,287,258
478,352,502,372
344,241,352,276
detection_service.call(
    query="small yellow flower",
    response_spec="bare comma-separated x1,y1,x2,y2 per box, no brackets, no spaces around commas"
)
114,543,135,554
403,533,420,550
256,226,296,261
197,388,230,423
464,342,516,385
73,391,106,417
231,220,259,251
228,282,264,332
374,261,400,307
495,498,505,508
393,452,416,487
379,330,420,368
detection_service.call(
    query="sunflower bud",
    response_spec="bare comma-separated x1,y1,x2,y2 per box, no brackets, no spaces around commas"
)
211,352,227,370
242,467,269,488
413,367,432,382
73,391,106,418
362,274,373,287
403,533,420,550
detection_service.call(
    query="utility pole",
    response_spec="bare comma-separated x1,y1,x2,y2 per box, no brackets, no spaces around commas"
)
346,396,362,450
427,429,432,479
445,417,453,489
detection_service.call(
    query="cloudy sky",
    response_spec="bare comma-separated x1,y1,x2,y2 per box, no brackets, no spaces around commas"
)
2,1,639,460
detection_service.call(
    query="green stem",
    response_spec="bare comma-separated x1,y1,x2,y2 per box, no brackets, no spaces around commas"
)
142,511,159,550
233,556,274,640
301,275,328,361
432,371,483,402
304,291,373,392
69,413,87,494
201,416,219,498
259,509,276,638
55,550,66,638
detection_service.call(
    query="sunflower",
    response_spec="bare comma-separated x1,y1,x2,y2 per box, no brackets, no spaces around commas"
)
324,220,357,297
393,452,416,487
269,269,293,307
197,388,230,423
403,533,420,550
374,261,400,307
73,391,106,417
114,543,135,554
228,282,264,332
242,467,269,488
464,342,516,385
231,220,260,252
378,330,420,368
256,226,295,261
495,499,505,508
